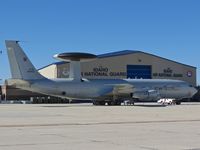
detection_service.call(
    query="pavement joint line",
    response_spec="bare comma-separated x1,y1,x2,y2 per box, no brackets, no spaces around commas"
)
0,119,200,128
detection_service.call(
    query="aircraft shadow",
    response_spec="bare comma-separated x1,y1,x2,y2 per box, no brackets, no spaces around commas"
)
40,104,93,108
40,103,167,108
133,104,167,107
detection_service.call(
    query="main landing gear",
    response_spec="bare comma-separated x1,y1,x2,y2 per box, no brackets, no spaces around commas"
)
174,101,181,105
93,100,122,106
93,99,136,106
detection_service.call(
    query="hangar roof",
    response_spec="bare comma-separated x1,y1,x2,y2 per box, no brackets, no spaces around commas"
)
38,50,196,70
98,50,140,58
98,50,196,68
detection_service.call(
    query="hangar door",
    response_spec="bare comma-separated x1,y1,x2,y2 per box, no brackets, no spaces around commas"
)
127,65,152,79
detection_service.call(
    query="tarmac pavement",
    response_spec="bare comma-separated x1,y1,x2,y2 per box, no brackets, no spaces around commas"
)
0,103,200,150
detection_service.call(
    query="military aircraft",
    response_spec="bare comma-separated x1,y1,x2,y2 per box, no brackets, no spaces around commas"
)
5,40,197,105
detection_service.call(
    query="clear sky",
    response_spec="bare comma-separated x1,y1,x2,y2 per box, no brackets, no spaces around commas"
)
0,0,200,84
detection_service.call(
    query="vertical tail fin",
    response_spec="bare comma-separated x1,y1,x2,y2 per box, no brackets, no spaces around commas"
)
5,40,45,80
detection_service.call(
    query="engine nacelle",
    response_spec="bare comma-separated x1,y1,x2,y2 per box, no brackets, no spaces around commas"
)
132,90,160,101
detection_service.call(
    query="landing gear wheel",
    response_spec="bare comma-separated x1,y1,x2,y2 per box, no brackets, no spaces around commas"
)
93,101,105,105
175,101,181,105
92,101,98,105
110,101,116,106
107,102,112,106
99,101,105,105
116,101,121,106
109,100,121,106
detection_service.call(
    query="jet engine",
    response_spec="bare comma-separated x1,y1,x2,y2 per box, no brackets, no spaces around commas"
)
132,90,160,101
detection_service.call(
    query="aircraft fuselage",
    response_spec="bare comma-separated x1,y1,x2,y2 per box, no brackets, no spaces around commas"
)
7,78,197,102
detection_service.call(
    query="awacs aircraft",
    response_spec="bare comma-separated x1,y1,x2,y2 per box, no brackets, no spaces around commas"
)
5,40,197,105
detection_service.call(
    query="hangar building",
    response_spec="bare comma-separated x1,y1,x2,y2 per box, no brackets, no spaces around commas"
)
39,50,196,86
